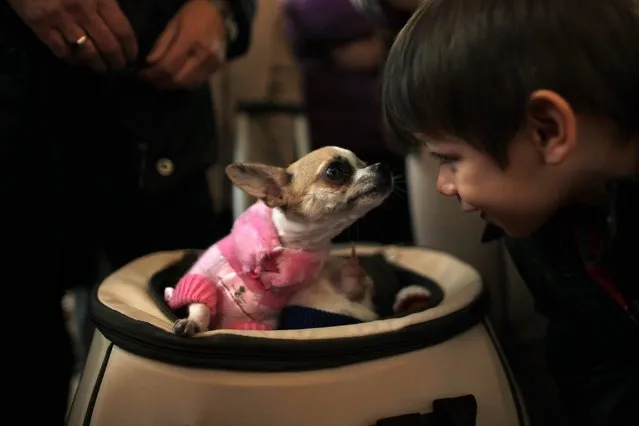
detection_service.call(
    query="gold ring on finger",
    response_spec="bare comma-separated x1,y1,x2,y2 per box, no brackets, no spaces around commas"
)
73,35,89,47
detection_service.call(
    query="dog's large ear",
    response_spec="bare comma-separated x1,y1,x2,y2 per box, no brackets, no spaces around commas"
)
226,163,291,208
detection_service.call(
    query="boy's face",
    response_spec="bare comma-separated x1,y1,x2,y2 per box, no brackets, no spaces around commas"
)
421,90,635,238
425,135,568,237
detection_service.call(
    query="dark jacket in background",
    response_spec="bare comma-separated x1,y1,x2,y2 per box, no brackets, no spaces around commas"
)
2,4,256,425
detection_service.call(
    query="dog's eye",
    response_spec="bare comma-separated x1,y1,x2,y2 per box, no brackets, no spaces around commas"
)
324,159,353,184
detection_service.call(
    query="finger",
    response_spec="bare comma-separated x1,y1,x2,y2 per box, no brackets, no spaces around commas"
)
73,37,108,72
56,20,107,71
170,55,202,88
138,61,169,88
65,1,126,69
84,15,126,69
143,50,197,90
148,28,193,80
20,3,67,58
142,25,190,85
159,25,197,70
146,20,179,65
35,28,71,60
97,0,138,63
173,51,219,88
61,31,107,72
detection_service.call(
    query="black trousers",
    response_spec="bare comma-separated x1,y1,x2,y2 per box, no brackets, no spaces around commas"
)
1,38,229,425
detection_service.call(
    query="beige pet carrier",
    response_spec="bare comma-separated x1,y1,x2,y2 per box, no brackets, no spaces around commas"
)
67,245,527,426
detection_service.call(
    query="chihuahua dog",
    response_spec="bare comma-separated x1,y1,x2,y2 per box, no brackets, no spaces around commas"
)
164,146,393,336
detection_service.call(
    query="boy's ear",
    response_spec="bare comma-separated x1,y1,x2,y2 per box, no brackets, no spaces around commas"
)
527,90,577,165
225,163,291,208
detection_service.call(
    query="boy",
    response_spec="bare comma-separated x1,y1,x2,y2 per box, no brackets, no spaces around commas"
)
382,1,639,425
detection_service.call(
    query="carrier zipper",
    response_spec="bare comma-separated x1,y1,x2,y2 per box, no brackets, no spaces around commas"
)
91,288,490,372
92,315,456,367
92,312,429,360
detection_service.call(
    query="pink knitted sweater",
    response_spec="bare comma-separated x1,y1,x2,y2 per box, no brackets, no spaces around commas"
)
165,201,330,331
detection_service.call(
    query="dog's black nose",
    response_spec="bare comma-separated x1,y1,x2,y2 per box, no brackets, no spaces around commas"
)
371,163,392,187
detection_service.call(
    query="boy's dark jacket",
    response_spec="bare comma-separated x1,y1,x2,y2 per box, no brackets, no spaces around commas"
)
0,0,257,194
486,176,639,426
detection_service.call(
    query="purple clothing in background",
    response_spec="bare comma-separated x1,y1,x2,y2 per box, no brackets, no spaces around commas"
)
283,0,373,44
281,0,386,154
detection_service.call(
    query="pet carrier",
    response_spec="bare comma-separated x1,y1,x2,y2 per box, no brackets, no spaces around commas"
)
67,245,527,426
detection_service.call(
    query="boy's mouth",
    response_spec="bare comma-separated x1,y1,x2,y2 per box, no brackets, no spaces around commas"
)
480,212,498,226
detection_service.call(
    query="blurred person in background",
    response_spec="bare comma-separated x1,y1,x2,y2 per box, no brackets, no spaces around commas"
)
281,0,414,245
1,0,256,423
351,0,418,42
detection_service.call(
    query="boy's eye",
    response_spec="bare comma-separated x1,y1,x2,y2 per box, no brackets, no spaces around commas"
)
429,152,460,164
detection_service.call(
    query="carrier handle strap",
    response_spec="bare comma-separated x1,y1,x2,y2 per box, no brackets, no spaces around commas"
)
374,394,477,426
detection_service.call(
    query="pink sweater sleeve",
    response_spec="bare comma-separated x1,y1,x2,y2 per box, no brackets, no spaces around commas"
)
166,245,225,312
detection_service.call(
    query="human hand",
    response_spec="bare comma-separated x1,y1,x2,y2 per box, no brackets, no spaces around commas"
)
140,0,226,89
8,0,137,72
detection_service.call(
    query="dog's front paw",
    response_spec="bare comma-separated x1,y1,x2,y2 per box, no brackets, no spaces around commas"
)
173,318,201,337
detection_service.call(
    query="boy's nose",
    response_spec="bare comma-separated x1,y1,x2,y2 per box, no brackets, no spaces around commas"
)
436,173,457,197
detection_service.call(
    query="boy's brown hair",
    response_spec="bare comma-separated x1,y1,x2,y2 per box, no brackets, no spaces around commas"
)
382,0,639,165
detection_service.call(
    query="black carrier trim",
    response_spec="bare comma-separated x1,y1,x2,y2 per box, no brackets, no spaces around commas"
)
90,251,490,372
484,320,528,426
82,343,113,426
65,343,114,426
